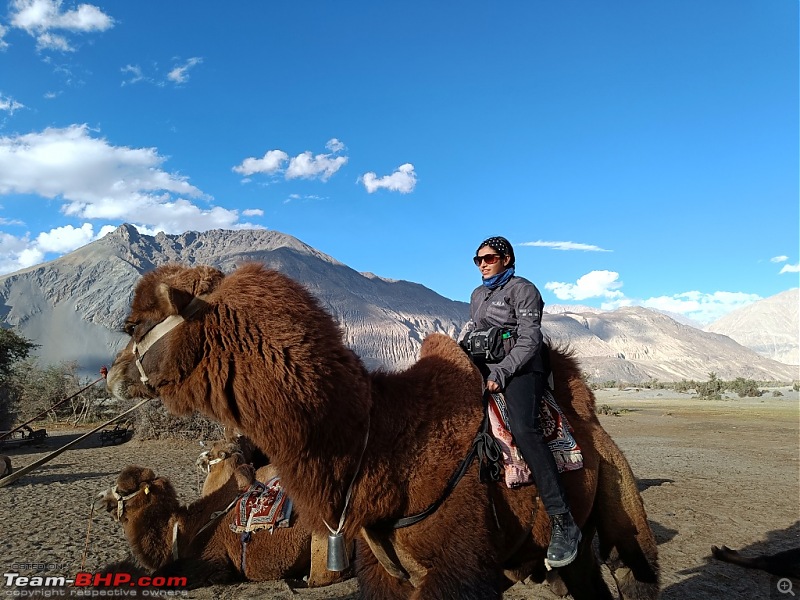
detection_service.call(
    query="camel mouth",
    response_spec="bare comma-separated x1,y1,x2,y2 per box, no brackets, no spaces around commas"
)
94,489,115,513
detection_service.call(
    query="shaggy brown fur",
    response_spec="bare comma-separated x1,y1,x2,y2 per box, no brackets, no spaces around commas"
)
712,545,800,579
107,263,659,599
97,464,312,585
197,440,350,587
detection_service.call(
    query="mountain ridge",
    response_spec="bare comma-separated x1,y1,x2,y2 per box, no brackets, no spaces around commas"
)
0,225,795,383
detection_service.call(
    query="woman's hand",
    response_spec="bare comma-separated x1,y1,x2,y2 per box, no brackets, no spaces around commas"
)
486,380,500,393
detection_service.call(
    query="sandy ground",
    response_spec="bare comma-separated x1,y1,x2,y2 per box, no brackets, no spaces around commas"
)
0,388,798,599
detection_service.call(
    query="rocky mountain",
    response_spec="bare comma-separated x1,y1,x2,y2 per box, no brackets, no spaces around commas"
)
706,288,799,366
0,224,796,383
544,307,798,382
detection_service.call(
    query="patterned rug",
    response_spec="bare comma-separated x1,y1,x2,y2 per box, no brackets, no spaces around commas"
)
489,391,584,488
229,476,293,533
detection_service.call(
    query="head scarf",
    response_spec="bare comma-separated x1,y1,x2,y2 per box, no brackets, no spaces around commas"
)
476,236,515,268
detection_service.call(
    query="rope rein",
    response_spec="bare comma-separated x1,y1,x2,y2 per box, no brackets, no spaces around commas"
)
81,500,95,572
323,414,370,538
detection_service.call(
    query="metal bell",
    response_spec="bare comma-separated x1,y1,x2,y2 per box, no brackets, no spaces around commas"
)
326,531,349,571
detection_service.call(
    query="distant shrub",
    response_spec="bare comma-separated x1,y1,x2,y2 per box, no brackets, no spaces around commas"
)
772,390,784,397
695,372,723,400
728,377,762,398
131,401,224,441
596,404,620,416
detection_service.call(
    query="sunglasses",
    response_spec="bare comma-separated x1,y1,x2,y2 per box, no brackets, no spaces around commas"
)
473,253,502,266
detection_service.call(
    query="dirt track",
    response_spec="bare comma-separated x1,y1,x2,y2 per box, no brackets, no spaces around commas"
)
0,389,798,599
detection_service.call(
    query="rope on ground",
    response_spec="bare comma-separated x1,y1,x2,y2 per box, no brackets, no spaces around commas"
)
0,367,107,442
0,396,152,489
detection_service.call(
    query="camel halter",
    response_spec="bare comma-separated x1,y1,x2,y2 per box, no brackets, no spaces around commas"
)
132,294,207,384
196,450,223,473
111,484,148,521
205,457,223,473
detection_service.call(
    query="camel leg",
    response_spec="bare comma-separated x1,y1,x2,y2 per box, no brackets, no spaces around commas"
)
593,434,660,600
355,539,414,600
409,563,502,600
556,531,615,600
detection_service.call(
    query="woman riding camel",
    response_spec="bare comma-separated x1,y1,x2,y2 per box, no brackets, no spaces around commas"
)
460,235,581,568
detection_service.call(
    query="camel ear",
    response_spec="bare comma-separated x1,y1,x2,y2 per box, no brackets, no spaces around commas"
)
156,283,193,315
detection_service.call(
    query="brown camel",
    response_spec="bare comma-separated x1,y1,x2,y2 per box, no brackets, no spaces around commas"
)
195,440,276,497
712,545,800,579
107,263,659,599
196,440,351,587
97,463,313,585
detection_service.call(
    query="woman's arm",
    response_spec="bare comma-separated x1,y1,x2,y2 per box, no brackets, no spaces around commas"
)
487,280,543,389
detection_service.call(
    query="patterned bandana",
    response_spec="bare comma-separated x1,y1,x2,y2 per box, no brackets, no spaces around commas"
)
477,236,515,268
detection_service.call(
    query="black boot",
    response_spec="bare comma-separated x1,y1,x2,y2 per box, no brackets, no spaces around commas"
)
546,511,582,568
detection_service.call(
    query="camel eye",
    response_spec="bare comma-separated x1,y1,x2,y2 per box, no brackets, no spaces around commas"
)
123,321,136,336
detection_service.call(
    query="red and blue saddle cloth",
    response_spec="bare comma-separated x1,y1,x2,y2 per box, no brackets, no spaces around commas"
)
229,476,293,534
489,390,584,488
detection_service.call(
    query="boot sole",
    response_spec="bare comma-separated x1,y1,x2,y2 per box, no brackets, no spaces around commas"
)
545,531,583,569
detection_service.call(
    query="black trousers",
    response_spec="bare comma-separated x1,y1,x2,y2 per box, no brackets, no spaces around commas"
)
483,365,570,515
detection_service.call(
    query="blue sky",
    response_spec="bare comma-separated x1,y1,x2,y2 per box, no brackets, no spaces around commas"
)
0,1,797,324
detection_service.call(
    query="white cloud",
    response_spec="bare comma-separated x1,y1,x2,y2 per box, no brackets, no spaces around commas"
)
10,0,114,51
120,64,146,86
167,57,203,84
233,150,289,176
520,240,611,252
545,270,624,301
0,125,202,203
779,263,799,274
545,268,769,324
0,94,24,114
286,151,347,181
326,138,345,153
771,255,789,263
241,208,263,217
360,163,417,194
641,291,761,324
35,222,94,252
0,24,9,50
0,223,91,272
35,31,71,51
234,139,347,182
0,125,261,273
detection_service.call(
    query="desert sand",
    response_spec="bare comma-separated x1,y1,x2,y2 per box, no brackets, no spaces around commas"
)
1,389,798,599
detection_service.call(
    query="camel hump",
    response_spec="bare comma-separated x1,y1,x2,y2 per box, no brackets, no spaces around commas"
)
419,333,467,362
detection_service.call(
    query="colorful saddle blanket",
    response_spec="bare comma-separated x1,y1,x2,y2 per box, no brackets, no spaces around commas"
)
229,476,293,534
489,390,584,488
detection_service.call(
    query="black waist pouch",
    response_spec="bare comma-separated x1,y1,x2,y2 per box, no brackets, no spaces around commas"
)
461,327,513,363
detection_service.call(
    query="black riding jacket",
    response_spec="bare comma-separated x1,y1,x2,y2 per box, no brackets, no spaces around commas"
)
461,275,545,390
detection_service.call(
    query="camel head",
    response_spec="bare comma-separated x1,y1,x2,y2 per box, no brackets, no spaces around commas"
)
196,440,258,497
195,440,243,474
96,465,179,523
106,264,223,405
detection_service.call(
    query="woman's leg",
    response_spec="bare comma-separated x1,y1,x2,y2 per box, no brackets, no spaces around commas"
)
503,370,568,515
503,370,581,567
